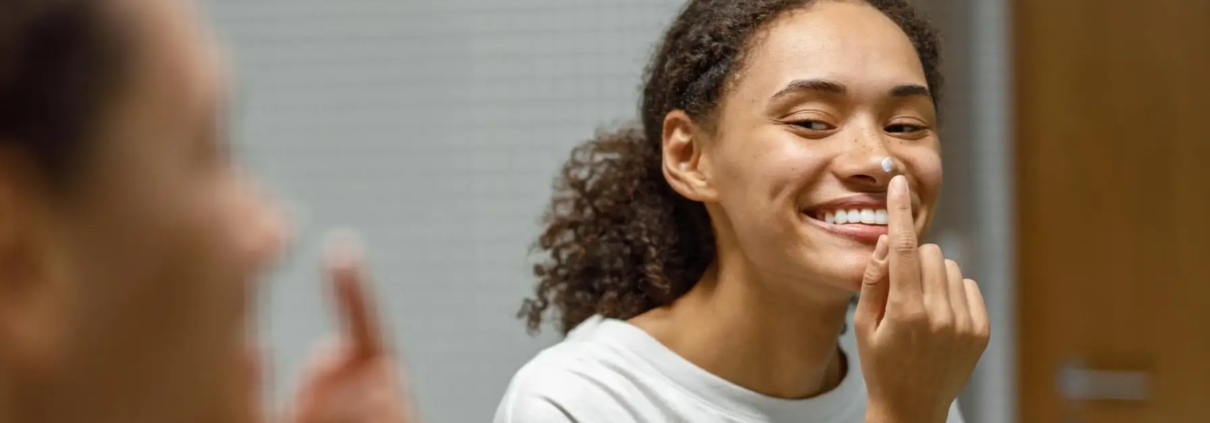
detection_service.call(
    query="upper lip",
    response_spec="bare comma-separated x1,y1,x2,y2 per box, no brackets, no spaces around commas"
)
804,194,888,212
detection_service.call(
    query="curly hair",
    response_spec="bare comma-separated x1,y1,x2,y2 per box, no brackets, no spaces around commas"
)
522,0,944,335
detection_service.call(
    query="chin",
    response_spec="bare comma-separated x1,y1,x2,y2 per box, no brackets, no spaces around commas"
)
795,247,875,293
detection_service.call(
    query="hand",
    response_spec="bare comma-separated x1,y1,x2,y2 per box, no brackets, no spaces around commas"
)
854,176,989,423
284,233,418,423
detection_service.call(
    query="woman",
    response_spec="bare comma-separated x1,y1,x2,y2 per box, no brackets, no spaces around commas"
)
0,1,413,422
498,0,989,422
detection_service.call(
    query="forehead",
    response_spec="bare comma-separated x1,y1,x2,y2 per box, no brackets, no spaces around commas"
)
110,0,228,128
735,1,926,97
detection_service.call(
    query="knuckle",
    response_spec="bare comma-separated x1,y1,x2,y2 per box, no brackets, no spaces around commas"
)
945,259,961,273
892,236,918,253
894,306,928,325
952,313,970,329
929,313,955,333
974,323,992,341
919,243,942,257
853,314,873,331
862,265,884,284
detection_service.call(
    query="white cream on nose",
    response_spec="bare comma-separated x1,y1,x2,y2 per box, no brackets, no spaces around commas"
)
881,156,896,173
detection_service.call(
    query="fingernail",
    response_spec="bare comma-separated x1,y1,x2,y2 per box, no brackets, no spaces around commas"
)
873,234,889,261
890,175,907,194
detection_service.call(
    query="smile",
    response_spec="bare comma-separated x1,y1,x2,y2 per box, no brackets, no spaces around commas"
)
816,208,889,226
799,195,894,244
801,211,889,244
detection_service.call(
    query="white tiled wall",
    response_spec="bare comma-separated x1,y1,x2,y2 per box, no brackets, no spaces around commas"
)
201,1,684,422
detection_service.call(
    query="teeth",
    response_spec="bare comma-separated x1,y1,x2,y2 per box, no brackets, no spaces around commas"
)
814,208,890,226
859,209,874,224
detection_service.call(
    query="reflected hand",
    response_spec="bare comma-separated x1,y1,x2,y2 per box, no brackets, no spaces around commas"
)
284,234,418,423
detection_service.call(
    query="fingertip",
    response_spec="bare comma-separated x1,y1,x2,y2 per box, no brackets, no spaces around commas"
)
887,176,914,221
324,228,365,272
890,175,908,195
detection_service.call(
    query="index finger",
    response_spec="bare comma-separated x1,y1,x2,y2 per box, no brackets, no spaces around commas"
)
325,230,387,359
887,175,923,302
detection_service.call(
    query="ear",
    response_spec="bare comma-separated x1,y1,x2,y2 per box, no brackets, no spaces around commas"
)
0,147,63,371
661,110,717,202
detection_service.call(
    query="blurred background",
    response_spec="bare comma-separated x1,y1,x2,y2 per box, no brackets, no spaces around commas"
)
200,0,1207,422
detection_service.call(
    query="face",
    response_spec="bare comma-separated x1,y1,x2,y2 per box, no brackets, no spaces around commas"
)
677,1,941,295
0,0,285,422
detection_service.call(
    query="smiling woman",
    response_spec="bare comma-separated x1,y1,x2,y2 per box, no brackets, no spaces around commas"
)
518,0,944,337
499,1,988,423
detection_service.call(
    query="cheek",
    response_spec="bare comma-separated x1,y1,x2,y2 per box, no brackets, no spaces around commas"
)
904,147,943,195
713,131,828,208
64,165,281,341
711,134,831,255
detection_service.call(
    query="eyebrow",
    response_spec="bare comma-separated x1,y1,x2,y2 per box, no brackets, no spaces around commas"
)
771,79,847,99
890,84,932,98
768,79,933,103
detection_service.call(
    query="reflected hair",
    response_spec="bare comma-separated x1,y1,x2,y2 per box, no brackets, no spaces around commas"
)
0,0,131,186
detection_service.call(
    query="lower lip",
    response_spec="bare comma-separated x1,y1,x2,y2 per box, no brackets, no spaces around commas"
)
803,215,889,244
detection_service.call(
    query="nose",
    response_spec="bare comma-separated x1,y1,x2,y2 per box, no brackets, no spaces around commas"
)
254,199,291,265
831,128,898,190
235,175,293,273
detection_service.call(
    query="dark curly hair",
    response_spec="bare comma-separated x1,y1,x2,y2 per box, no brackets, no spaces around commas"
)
0,0,130,187
522,0,944,335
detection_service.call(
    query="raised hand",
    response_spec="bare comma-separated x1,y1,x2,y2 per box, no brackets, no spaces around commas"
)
854,176,990,423
284,232,418,423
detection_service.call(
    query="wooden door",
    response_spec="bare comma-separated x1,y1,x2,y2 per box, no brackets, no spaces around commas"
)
1016,0,1210,422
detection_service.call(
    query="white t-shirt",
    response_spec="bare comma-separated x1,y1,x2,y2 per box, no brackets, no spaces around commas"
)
495,310,965,423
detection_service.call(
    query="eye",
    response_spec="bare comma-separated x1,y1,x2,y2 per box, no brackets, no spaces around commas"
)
792,120,836,131
885,123,927,134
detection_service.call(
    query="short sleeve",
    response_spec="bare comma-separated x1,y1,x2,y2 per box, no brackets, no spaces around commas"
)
493,351,646,423
494,394,577,423
946,400,967,423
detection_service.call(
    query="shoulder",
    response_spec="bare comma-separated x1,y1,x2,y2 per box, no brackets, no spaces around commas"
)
494,320,653,423
493,350,600,423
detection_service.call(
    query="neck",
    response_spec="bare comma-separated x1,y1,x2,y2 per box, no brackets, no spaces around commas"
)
632,249,853,399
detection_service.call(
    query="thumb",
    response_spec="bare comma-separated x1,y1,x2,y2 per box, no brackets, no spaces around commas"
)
855,234,891,329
